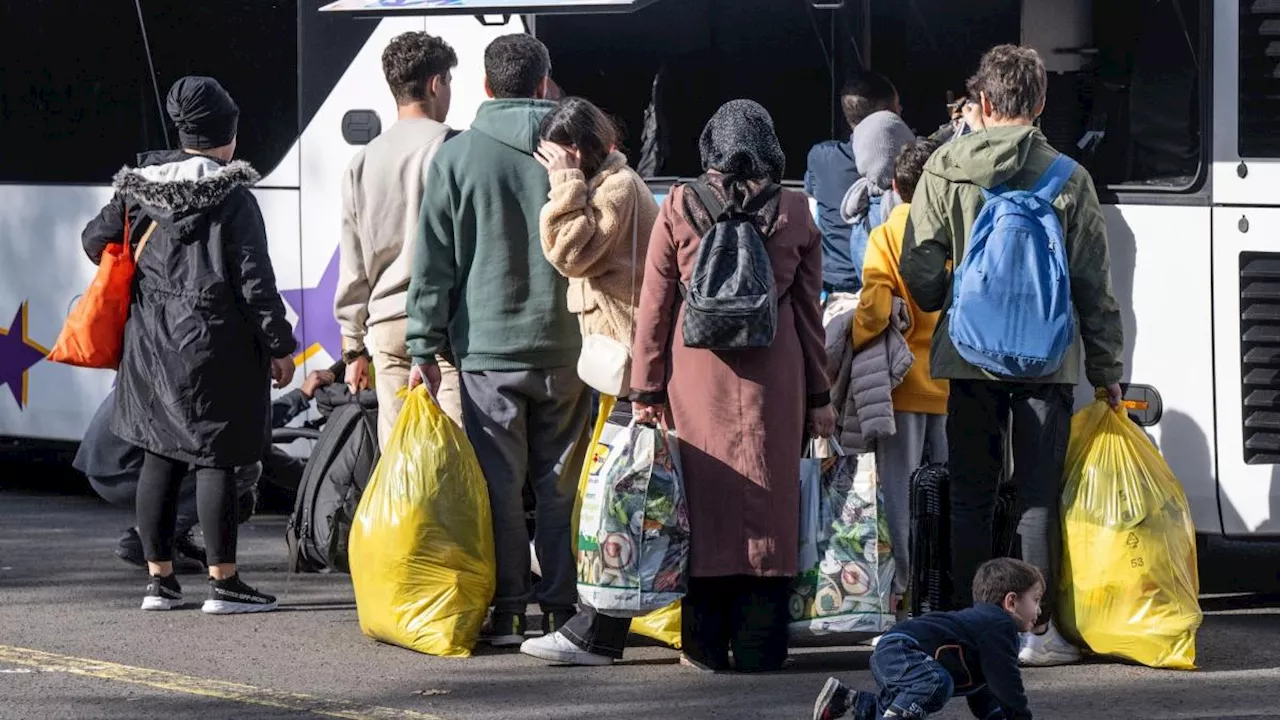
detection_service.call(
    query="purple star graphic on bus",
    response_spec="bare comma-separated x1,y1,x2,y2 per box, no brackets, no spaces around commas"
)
0,302,49,410
280,249,342,365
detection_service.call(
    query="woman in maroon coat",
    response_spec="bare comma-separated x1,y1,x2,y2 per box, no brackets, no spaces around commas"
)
631,100,835,672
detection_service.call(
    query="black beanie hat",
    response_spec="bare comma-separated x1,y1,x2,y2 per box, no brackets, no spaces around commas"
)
166,76,239,150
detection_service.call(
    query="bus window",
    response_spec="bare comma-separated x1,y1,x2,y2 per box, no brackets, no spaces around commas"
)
138,1,300,179
1239,0,1280,158
873,0,1205,194
536,0,864,182
0,1,166,184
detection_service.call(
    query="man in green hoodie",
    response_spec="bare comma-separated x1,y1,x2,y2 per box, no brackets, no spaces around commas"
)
406,34,590,648
901,44,1124,668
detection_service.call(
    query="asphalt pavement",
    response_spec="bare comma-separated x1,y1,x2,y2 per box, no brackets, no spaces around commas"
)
2,482,1279,720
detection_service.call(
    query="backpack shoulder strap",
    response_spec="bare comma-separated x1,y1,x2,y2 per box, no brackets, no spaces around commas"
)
134,221,158,261
687,181,728,222
742,183,782,216
1031,154,1078,203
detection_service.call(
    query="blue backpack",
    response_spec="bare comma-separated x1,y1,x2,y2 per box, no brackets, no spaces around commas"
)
948,154,1078,378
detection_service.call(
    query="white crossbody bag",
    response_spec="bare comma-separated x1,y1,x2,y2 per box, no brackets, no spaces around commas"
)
576,196,639,398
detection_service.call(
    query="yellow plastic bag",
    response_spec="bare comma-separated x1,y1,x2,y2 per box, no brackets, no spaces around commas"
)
632,601,682,648
1059,398,1202,669
572,394,682,649
349,386,496,657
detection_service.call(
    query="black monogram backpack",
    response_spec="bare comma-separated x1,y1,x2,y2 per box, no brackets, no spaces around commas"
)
680,182,780,350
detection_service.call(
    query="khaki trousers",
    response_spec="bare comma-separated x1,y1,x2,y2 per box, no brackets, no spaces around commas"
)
365,319,462,449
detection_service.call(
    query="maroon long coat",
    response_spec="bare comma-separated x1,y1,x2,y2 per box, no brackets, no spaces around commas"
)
631,185,830,578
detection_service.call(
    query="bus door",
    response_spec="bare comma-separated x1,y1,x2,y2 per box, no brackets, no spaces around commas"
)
1210,0,1280,536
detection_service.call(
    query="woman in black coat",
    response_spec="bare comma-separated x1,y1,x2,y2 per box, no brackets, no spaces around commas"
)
81,76,297,614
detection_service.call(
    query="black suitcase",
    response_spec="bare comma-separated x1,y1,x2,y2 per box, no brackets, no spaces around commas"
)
908,463,951,617
908,463,1020,617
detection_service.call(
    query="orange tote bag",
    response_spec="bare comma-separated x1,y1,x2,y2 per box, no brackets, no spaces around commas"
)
47,216,157,369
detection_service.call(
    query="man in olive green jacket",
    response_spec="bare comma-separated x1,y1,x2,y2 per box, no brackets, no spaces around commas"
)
901,45,1124,668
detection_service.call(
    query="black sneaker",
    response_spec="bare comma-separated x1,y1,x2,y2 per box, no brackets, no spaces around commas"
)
116,528,205,575
202,575,278,615
174,532,208,571
142,574,184,611
813,677,856,720
541,609,576,636
485,612,526,648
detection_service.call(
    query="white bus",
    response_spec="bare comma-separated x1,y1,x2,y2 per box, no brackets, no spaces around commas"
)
1,0,1276,585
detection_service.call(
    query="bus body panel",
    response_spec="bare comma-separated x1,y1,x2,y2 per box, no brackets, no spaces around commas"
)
0,186,302,442
1093,204,1221,535
1213,207,1280,535
1211,0,1276,207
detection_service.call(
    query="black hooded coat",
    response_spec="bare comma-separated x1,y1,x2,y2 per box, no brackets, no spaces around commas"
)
81,150,296,467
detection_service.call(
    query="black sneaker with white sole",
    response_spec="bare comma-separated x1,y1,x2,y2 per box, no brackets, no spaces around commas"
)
202,575,278,615
142,574,184,611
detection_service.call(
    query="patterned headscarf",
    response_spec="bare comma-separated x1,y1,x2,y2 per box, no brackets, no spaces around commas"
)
683,99,786,236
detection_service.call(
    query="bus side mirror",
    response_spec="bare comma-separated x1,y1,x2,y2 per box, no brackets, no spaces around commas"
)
341,110,382,146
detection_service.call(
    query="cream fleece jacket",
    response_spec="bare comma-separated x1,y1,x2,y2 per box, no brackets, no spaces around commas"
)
539,152,659,346
335,117,451,353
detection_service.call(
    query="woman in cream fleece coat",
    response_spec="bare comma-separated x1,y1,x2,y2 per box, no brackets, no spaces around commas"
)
536,98,659,351
522,97,661,667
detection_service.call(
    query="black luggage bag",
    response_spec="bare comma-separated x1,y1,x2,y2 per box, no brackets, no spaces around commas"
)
282,399,380,573
908,464,1020,617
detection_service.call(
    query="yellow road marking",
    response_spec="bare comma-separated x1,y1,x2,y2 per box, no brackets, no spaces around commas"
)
0,645,445,720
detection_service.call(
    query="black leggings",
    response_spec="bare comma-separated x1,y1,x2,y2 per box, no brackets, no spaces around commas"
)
137,452,237,567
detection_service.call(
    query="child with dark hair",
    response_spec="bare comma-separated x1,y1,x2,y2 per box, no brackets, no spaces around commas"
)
813,557,1043,720
850,138,947,614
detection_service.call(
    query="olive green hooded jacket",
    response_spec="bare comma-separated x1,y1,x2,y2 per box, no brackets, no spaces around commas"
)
900,126,1124,388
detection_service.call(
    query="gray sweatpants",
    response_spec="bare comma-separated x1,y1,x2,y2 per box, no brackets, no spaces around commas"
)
460,367,592,614
875,412,948,596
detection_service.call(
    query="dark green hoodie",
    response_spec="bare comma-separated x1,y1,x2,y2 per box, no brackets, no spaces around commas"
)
900,126,1124,387
407,99,581,372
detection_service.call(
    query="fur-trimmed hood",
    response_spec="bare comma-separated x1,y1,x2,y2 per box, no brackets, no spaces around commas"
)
113,154,260,214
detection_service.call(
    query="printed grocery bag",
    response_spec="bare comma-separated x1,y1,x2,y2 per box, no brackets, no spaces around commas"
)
576,410,689,617
1059,397,1201,669
789,446,895,641
573,395,684,646
349,386,496,657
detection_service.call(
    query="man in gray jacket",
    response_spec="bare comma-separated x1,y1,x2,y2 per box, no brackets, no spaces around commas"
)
335,31,462,446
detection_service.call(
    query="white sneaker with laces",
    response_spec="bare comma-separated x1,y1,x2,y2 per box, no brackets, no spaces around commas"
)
520,632,613,666
1018,621,1081,666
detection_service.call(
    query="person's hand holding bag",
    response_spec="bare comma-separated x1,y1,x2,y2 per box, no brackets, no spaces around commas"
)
408,362,443,398
808,404,837,438
633,401,664,427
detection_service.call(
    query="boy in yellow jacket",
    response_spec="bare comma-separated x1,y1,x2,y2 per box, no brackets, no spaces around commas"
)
852,138,947,612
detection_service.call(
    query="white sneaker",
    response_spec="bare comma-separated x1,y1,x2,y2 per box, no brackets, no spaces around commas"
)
520,632,613,666
1018,622,1082,667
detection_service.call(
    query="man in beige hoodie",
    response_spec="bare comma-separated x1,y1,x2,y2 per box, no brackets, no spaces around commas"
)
335,31,463,446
